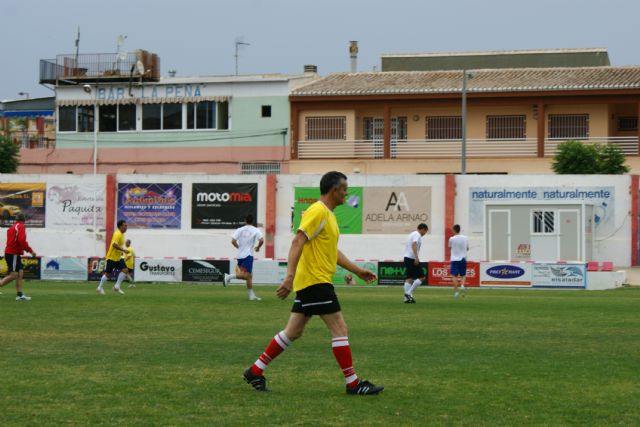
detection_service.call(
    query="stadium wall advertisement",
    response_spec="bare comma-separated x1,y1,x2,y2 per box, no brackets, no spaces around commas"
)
117,183,182,229
428,261,480,287
87,257,107,281
333,261,378,285
192,183,257,229
182,259,229,282
134,259,182,282
480,262,533,287
41,257,88,281
532,262,586,288
0,182,46,228
46,183,105,229
293,187,362,234
362,187,432,234
0,256,41,279
377,261,428,285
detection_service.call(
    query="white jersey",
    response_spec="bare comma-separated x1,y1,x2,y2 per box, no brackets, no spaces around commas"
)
232,225,263,259
449,234,469,261
403,230,423,259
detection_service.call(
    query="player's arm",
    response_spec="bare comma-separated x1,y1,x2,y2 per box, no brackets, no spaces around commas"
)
338,250,376,283
276,231,307,299
112,241,129,253
255,237,264,252
19,226,36,257
231,238,239,249
412,241,419,264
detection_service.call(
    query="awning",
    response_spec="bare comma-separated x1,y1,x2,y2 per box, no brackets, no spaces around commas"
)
56,95,231,107
0,110,54,117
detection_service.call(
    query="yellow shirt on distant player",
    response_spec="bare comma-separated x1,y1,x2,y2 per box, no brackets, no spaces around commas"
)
106,229,125,262
293,201,339,292
124,246,135,269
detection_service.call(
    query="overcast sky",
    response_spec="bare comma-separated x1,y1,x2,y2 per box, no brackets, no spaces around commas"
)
2,0,639,100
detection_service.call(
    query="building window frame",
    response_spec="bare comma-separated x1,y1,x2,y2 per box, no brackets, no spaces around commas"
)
305,116,347,140
426,116,462,140
486,115,526,140
548,114,589,140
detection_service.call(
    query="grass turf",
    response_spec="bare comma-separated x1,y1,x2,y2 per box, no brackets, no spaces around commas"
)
0,282,639,426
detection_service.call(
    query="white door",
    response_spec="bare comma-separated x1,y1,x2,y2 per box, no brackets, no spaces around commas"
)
488,209,510,260
558,209,580,261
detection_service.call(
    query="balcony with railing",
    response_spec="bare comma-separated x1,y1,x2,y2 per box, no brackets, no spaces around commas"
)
40,50,160,85
297,137,639,159
6,130,55,149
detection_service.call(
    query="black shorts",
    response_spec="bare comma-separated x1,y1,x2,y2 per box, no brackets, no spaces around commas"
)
104,259,127,274
404,257,424,280
4,254,22,273
291,283,341,317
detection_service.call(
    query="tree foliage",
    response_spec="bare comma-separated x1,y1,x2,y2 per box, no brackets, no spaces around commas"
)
0,136,20,173
552,140,629,174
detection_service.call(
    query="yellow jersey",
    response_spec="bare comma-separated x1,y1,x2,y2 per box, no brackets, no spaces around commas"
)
293,201,339,292
106,229,125,262
124,246,135,269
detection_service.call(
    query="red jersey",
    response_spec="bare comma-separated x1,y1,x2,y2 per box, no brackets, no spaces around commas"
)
4,221,33,255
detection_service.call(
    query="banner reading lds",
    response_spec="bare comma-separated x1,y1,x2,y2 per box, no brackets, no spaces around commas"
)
192,183,257,229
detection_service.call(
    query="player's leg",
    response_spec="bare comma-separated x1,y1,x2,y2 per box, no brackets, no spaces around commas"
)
1,254,19,287
97,260,112,294
246,273,261,300
113,265,127,294
403,257,415,303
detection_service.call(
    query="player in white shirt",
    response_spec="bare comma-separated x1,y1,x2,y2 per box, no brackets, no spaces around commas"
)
402,223,429,303
448,224,469,298
224,215,264,300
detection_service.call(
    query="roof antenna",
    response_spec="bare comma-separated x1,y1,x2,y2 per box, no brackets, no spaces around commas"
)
234,36,250,75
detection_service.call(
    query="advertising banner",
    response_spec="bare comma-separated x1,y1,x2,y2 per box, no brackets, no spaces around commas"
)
41,257,88,281
469,186,615,235
118,183,182,229
46,183,105,228
228,259,287,285
363,187,431,234
192,183,257,229
532,263,586,288
87,257,107,281
0,183,46,227
428,261,480,287
480,262,532,287
135,259,182,282
333,262,378,285
0,256,41,279
293,187,362,234
377,261,428,286
182,259,229,282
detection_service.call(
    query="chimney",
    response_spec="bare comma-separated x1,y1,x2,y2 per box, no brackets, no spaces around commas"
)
304,64,318,74
168,69,177,77
349,41,358,73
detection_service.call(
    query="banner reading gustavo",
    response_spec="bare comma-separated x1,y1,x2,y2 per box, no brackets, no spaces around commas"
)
118,183,182,229
293,187,362,234
0,183,45,227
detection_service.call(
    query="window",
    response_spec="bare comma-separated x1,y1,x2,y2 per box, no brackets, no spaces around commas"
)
305,116,346,140
58,106,76,132
217,101,229,130
548,114,589,139
617,116,638,132
118,104,136,131
261,105,272,118
241,162,280,175
486,115,526,139
99,105,117,132
142,104,162,130
163,103,182,130
77,106,94,132
392,117,407,140
532,210,555,234
426,116,461,140
362,117,407,140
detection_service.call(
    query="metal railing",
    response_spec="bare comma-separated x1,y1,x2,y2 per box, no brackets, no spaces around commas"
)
40,51,160,83
297,138,538,159
297,137,639,159
544,137,639,156
5,130,55,149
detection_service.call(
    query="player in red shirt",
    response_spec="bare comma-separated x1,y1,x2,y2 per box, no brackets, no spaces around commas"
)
0,213,36,301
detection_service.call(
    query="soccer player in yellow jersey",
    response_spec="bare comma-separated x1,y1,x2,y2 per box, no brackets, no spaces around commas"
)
124,239,135,286
243,171,384,395
97,220,129,295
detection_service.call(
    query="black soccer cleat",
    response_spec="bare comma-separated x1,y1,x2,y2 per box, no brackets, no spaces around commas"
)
243,367,269,392
404,294,416,304
346,379,384,395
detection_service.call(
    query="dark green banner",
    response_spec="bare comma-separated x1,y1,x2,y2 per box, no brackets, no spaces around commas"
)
293,187,362,234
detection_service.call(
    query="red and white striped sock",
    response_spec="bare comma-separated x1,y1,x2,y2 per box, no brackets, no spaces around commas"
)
332,336,359,388
250,331,291,376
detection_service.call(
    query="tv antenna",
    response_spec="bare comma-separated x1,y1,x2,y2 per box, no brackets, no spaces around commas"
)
115,34,127,71
234,36,250,75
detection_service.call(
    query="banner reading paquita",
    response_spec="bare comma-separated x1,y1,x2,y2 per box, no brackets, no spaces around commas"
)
293,187,362,234
363,187,431,234
0,256,41,279
118,183,182,229
192,183,257,229
0,183,45,227
46,183,105,228
182,259,229,282
41,257,88,281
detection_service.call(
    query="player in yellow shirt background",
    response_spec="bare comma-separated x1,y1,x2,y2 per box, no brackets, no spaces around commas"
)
124,239,135,287
243,171,384,395
97,220,129,295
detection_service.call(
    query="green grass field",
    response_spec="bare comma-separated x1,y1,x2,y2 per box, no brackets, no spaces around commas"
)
1,282,639,426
